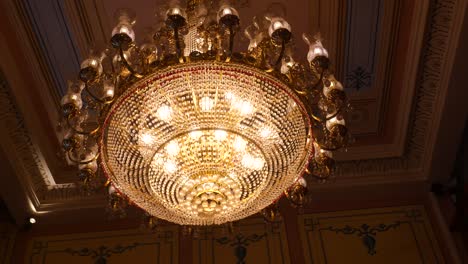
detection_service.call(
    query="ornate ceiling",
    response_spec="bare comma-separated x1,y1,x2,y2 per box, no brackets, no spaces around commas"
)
0,0,466,225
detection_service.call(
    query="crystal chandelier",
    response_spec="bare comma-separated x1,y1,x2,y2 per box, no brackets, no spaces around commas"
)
59,0,350,226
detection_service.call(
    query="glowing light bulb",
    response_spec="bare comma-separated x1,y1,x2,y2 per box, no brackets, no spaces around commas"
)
222,8,232,15
217,6,239,22
80,57,103,75
166,140,180,156
259,127,274,138
323,74,344,96
233,99,254,116
225,91,235,100
242,153,265,170
297,177,307,187
252,157,265,170
164,160,177,174
229,172,238,180
140,133,155,145
306,40,329,62
326,116,345,130
29,217,36,224
156,104,172,121
61,91,83,109
106,88,114,97
108,185,116,195
241,153,255,169
214,129,227,140
167,7,183,16
103,80,115,98
233,136,247,152
112,24,135,41
281,61,295,74
189,130,203,140
268,17,292,37
199,96,214,111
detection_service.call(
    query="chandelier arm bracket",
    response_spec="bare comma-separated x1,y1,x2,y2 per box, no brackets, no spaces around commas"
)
66,150,100,165
226,26,235,62
118,47,144,78
173,26,184,62
84,82,114,105
324,108,343,121
274,40,286,68
66,117,101,136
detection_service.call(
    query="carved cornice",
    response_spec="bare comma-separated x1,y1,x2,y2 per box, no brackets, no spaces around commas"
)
332,0,461,181
0,70,105,211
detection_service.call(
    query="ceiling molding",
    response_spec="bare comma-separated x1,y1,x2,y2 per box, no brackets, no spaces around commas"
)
335,0,462,181
62,0,111,57
339,0,423,160
0,70,106,213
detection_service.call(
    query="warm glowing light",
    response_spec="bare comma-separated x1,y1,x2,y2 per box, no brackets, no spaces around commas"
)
221,8,232,16
225,91,235,100
259,126,277,139
140,133,155,145
297,177,307,187
326,116,345,130
233,136,247,152
29,217,36,224
241,153,265,170
106,89,114,97
306,40,329,62
189,130,203,140
157,104,173,121
214,129,227,140
218,6,239,22
233,99,255,116
313,47,323,55
164,160,178,174
167,7,183,16
268,17,292,37
90,59,98,67
252,157,265,170
281,61,295,74
166,140,180,156
112,23,136,42
199,96,214,111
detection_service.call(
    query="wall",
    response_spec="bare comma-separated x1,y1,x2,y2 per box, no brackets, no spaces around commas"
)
3,205,446,263
0,222,15,264
299,206,444,264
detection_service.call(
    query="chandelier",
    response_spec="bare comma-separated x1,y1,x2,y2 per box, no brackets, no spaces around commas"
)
58,0,350,227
